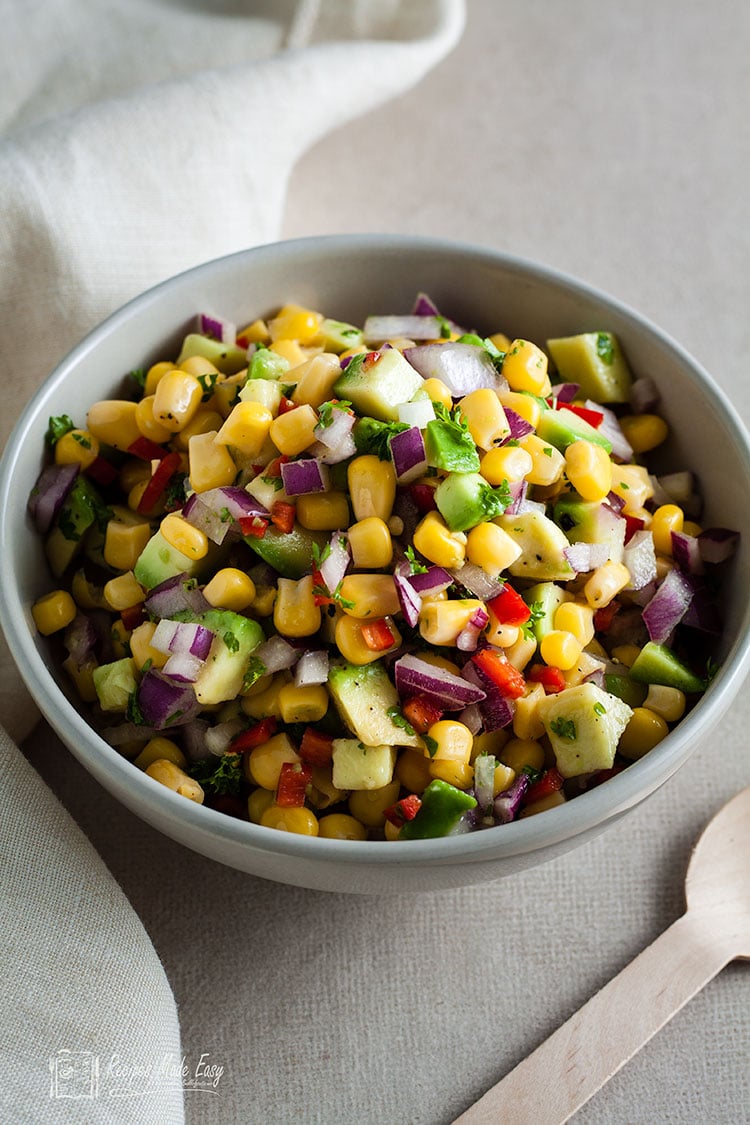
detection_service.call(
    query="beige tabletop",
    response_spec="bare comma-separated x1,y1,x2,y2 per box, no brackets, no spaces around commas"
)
21,0,750,1122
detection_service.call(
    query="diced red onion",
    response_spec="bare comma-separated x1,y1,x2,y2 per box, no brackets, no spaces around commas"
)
408,565,454,596
162,651,204,683
364,315,446,343
582,662,607,690
411,292,441,317
138,669,200,729
503,408,535,440
682,585,722,633
563,542,610,573
389,427,427,484
151,618,178,653
605,490,626,514
671,531,705,576
505,480,528,516
280,458,330,496
516,498,547,516
493,774,529,824
629,376,660,413
623,530,657,590
449,562,503,600
182,494,234,545
474,753,497,814
198,313,236,346
394,653,486,710
549,382,580,403
312,408,357,463
697,527,740,564
28,462,79,535
204,718,245,756
63,613,98,665
393,563,423,628
294,650,330,686
319,531,351,594
456,606,490,652
458,703,482,735
181,718,212,762
144,574,211,619
642,568,694,644
627,578,658,606
584,400,633,461
255,635,298,674
198,485,270,522
397,399,436,429
404,343,507,396
461,660,514,732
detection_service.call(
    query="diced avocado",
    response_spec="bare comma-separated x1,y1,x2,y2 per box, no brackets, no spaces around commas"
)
494,511,576,582
522,581,571,642
319,318,364,354
177,333,248,374
247,347,289,381
553,494,626,564
434,472,506,532
628,641,705,694
243,523,327,579
328,661,423,749
93,657,139,713
239,377,283,414
538,682,633,778
546,332,633,403
192,609,265,705
423,418,481,474
331,739,397,790
605,672,648,708
44,475,110,578
333,348,424,422
536,405,612,453
134,530,216,589
399,779,477,840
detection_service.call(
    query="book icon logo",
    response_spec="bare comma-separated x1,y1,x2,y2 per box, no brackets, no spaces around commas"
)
49,1050,99,1100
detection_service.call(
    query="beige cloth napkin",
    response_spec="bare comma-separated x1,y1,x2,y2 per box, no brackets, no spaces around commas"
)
0,2,465,1119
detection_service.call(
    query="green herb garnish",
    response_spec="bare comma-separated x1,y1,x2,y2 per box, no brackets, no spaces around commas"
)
223,631,240,653
550,717,577,741
188,752,243,796
405,545,428,575
242,656,267,692
596,332,614,366
387,706,416,737
45,414,76,447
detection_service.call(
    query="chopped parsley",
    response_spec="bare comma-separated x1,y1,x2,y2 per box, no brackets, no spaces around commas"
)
126,690,145,726
223,631,240,653
437,315,452,339
596,332,615,366
405,545,428,575
45,414,76,447
188,752,243,796
478,479,512,520
423,734,439,758
353,416,409,461
521,764,542,782
197,371,219,400
593,702,607,716
455,333,506,372
317,399,352,429
163,474,187,511
542,446,553,457
130,367,147,390
261,474,284,491
242,656,267,692
311,540,332,568
219,506,233,523
520,601,546,640
550,716,577,741
387,706,416,736
72,432,92,449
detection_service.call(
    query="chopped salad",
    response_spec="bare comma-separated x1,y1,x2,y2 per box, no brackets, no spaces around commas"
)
28,294,738,840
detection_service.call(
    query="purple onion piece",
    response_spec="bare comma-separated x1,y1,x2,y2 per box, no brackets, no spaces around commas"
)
319,531,350,594
623,530,657,590
165,621,214,659
404,342,507,396
563,542,609,573
605,489,626,514
642,568,695,644
407,565,453,596
502,407,535,442
28,462,79,535
411,291,441,317
198,312,236,346
294,650,330,687
549,382,581,403
214,486,269,520
181,718,212,762
473,753,497,815
629,376,660,413
137,669,200,729
456,607,490,652
280,458,330,496
393,562,423,629
162,651,204,683
493,774,529,824
585,401,633,461
670,531,705,576
204,719,245,756
389,427,427,484
182,494,233,545
448,562,504,600
255,635,298,674
462,661,514,732
394,653,486,710
697,528,740,565
63,613,98,665
312,408,357,463
682,585,723,634
458,703,482,735
144,574,211,617
504,479,528,516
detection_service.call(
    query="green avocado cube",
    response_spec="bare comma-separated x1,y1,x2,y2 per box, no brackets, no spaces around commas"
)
331,739,397,790
536,406,612,453
333,348,424,422
538,682,633,777
328,661,423,749
494,511,576,582
628,642,705,694
546,332,633,403
176,333,248,374
192,609,264,706
434,472,504,532
93,657,139,713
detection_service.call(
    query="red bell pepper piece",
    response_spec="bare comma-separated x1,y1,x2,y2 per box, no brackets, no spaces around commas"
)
360,618,396,652
127,436,169,462
136,451,182,514
311,568,334,607
408,483,438,512
85,455,119,487
383,794,422,828
471,647,526,699
278,397,297,415
526,664,567,694
120,603,146,632
487,584,531,626
593,600,621,633
263,455,288,478
402,695,443,734
229,717,277,754
559,402,604,428
623,513,645,544
239,515,269,539
362,352,381,370
299,727,334,767
276,761,313,808
270,500,296,534
524,766,564,805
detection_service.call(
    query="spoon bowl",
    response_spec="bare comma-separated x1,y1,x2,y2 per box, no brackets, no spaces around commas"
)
685,787,750,956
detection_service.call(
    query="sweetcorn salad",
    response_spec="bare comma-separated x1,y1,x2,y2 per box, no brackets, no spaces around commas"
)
28,295,737,840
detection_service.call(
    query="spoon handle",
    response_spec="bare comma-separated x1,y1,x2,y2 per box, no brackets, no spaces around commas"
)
453,911,733,1125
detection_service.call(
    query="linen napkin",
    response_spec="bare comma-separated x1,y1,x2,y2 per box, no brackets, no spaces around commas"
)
0,2,465,1119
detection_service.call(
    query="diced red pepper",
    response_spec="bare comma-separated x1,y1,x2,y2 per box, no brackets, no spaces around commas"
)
526,663,567,693
559,402,604,428
127,436,169,462
299,727,334,767
311,568,334,607
487,584,531,626
85,455,119,487
136,451,182,514
229,717,277,754
402,694,443,734
360,618,396,652
593,600,621,633
270,500,296,534
623,513,645,544
472,647,526,699
383,794,422,828
362,351,381,370
120,603,146,631
239,515,269,539
524,766,564,805
408,483,438,512
276,761,313,808
263,455,288,478
278,397,297,415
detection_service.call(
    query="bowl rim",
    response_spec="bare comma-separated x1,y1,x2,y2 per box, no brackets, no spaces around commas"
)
2,232,749,868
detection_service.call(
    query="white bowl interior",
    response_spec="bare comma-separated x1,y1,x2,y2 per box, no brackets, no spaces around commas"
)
2,235,749,892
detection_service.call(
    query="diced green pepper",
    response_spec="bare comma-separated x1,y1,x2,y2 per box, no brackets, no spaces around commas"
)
399,779,477,839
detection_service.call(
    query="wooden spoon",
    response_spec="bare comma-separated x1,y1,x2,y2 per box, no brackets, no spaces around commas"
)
454,787,750,1125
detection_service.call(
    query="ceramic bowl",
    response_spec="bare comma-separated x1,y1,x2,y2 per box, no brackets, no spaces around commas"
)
1,235,748,893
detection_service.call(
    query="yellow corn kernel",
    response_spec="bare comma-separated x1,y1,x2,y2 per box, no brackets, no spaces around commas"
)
348,517,393,569
419,598,485,646
500,738,546,774
238,318,270,346
87,400,141,450
129,621,169,671
296,492,350,531
249,584,276,617
619,413,669,453
241,673,287,720
512,682,546,740
248,787,275,823
347,455,397,523
134,737,186,771
480,444,534,485
413,510,467,569
519,433,565,486
214,401,273,456
553,602,595,647
103,507,152,571
429,759,474,788
174,408,225,452
682,520,702,537
611,644,641,668
519,791,567,817
71,570,107,610
143,361,173,395
492,762,517,796
466,521,523,574
644,684,686,722
348,781,401,828
203,568,256,612
109,619,131,660
270,338,307,368
269,404,319,456
610,464,654,515
564,439,613,503
319,813,368,840
458,389,511,451
245,732,301,789
135,395,173,444
54,429,100,470
119,458,152,495
421,377,453,411
289,353,341,407
584,561,631,608
485,613,520,649
619,706,669,759
179,355,220,379
502,338,552,395
152,370,203,432
211,374,245,418
145,759,204,803
338,574,400,619
471,730,510,761
488,331,512,351
504,631,538,671
499,390,543,429
651,504,684,555
334,615,390,665
260,804,319,835
425,720,473,764
540,629,583,671
278,683,329,724
274,575,321,637
32,589,77,635
159,513,208,561
395,748,433,793
188,430,237,492
268,303,323,343
103,571,145,612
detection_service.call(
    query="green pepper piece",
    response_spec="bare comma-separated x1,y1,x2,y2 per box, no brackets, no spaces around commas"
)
399,779,477,840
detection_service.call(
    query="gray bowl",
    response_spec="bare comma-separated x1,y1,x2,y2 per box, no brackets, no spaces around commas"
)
1,234,749,893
